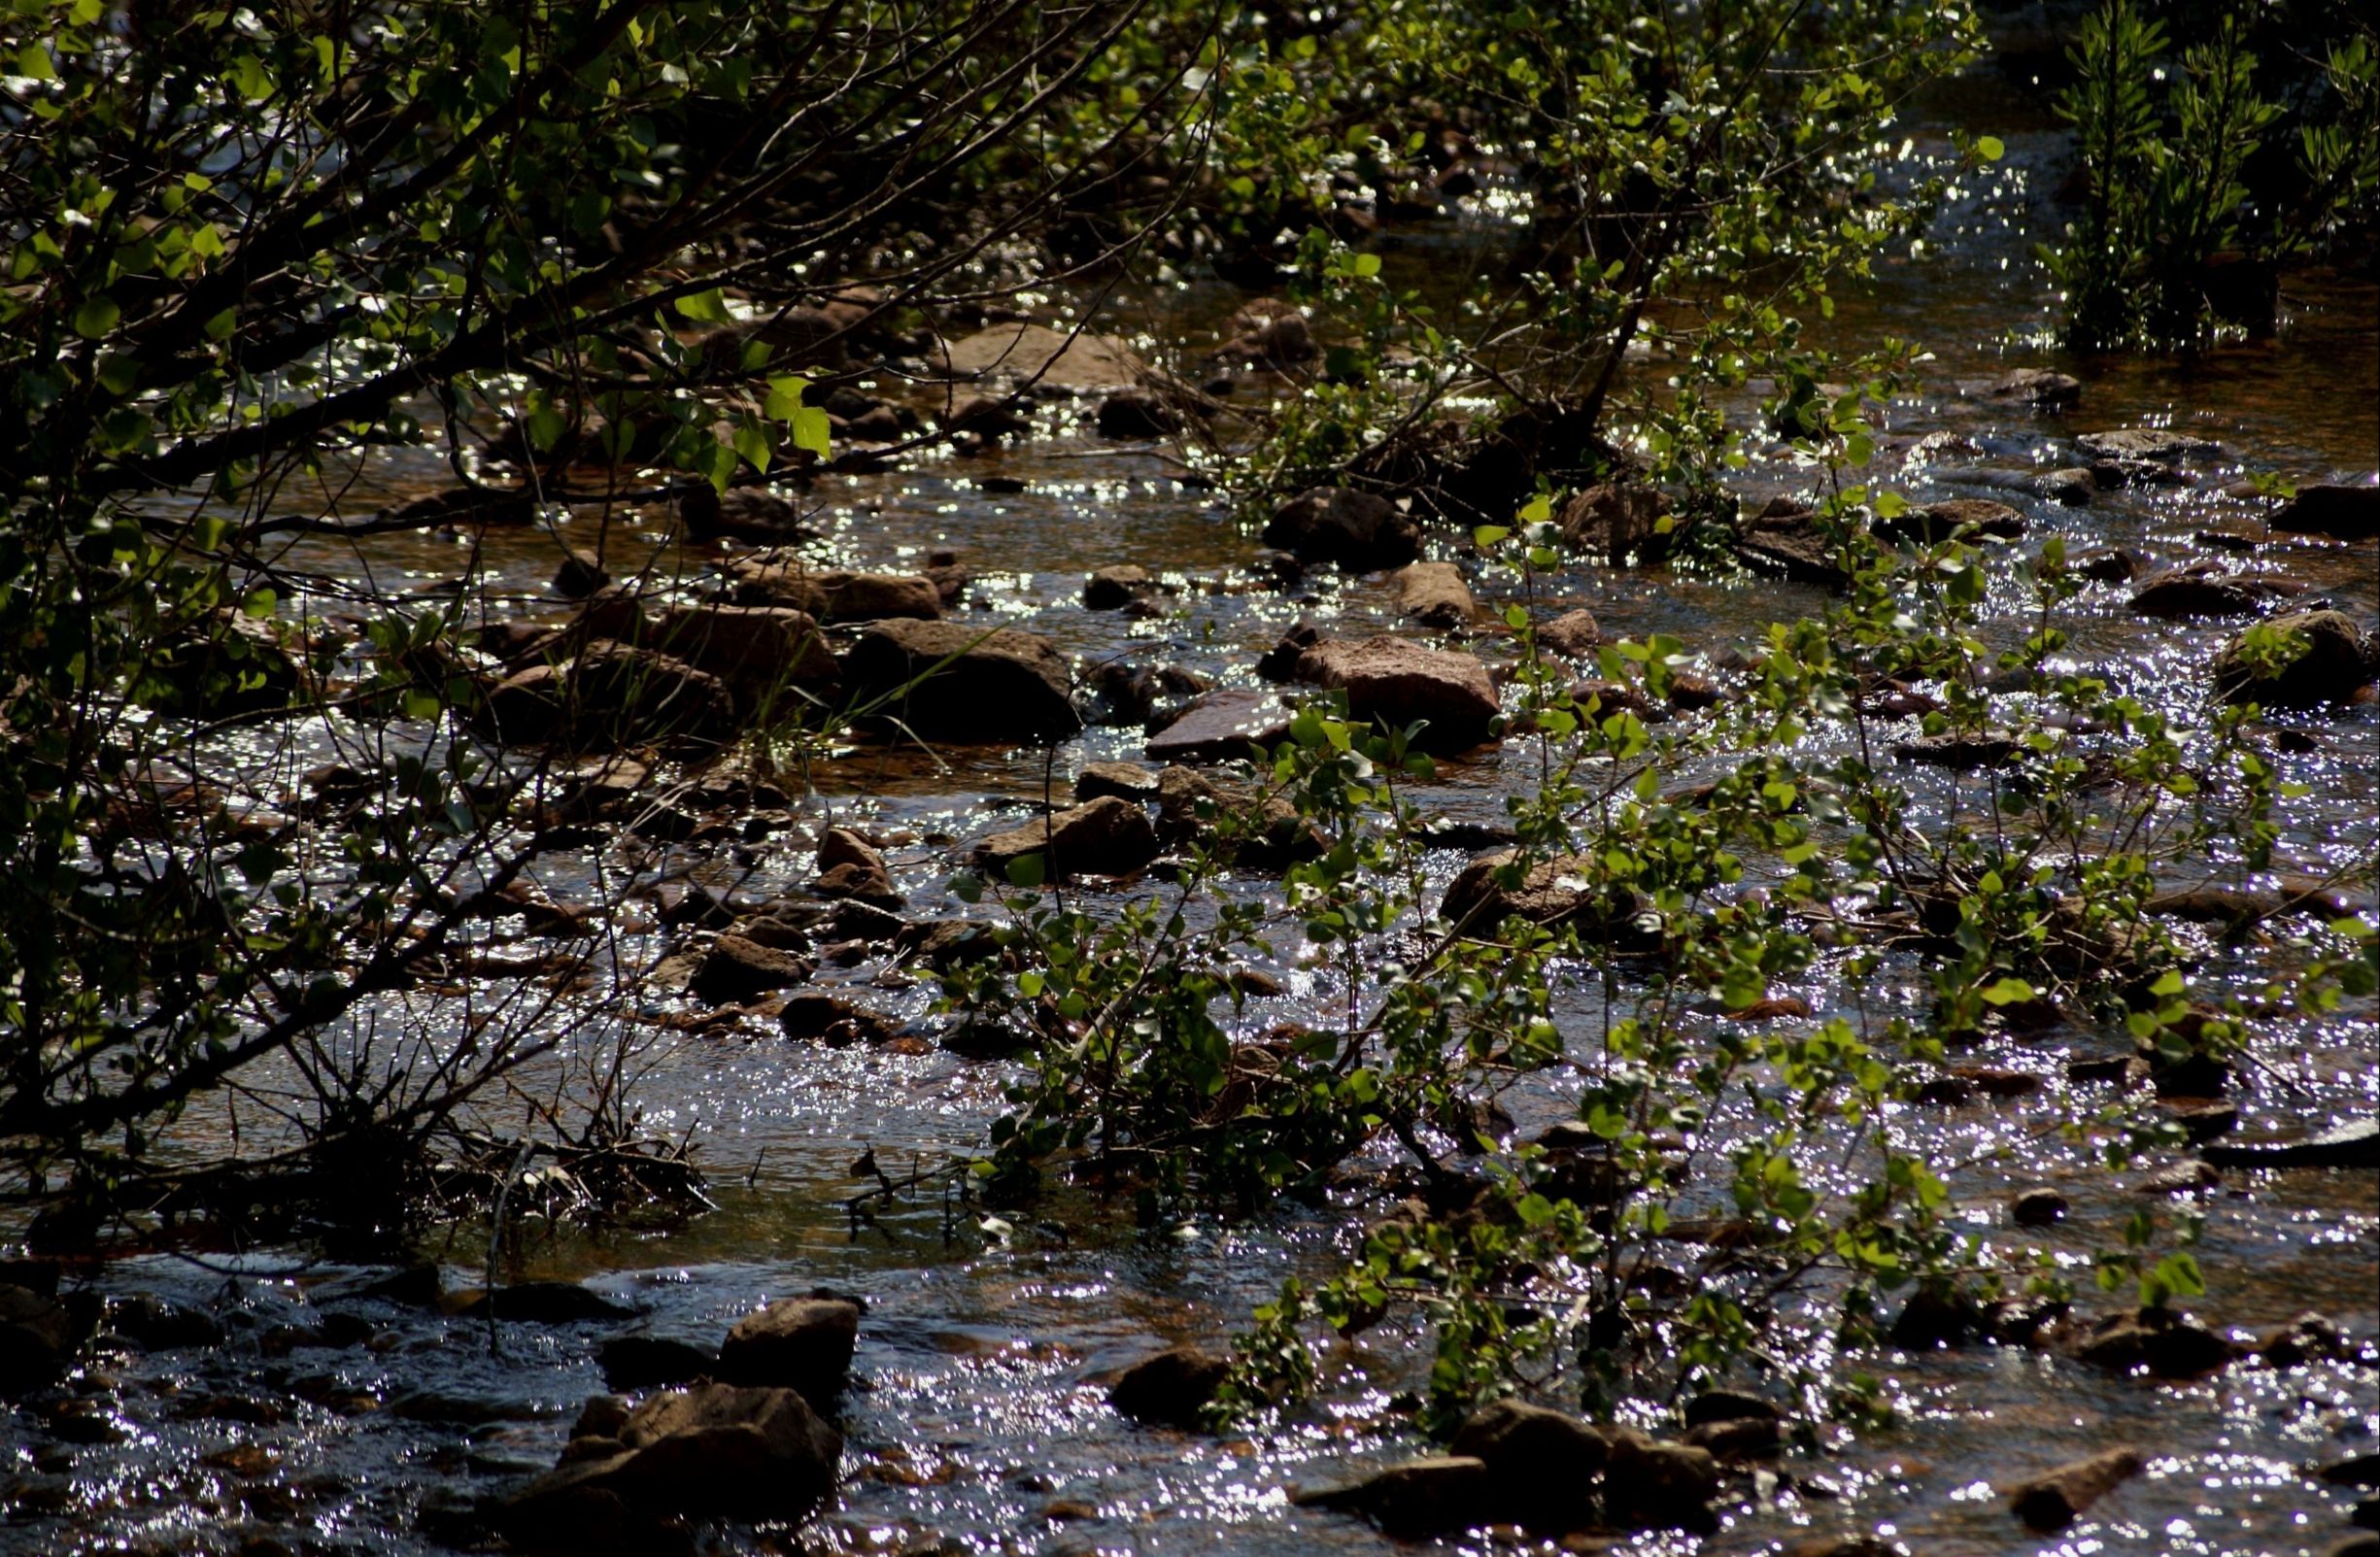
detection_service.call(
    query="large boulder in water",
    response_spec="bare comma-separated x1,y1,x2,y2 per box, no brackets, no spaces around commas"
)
2269,480,2378,539
480,643,734,751
842,619,1080,742
652,603,839,710
971,796,1159,880
505,1382,841,1544
715,1296,862,1406
1262,488,1420,570
1108,1345,1230,1429
2212,610,2378,708
1294,635,1500,753
1447,1400,1609,1530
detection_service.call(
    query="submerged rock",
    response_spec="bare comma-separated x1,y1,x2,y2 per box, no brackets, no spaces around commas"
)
1293,1455,1494,1539
843,619,1081,742
1295,636,1501,753
2076,427,2221,463
970,795,1159,880
1108,1345,1230,1429
1873,497,2026,546
1989,367,2083,408
453,1282,636,1323
2129,570,2265,619
2007,1446,2143,1533
2073,1307,2237,1378
597,1336,718,1392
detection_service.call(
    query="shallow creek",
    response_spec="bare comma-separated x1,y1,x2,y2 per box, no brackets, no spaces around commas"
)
6,40,2377,1557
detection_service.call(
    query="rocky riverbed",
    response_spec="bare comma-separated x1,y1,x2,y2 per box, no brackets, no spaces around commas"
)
6,42,2378,1557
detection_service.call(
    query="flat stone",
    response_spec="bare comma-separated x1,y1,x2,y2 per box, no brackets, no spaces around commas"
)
2076,427,2222,462
1074,761,1159,801
2200,1118,2379,1169
943,323,1145,392
1144,690,1293,763
1989,367,2083,408
1295,636,1501,754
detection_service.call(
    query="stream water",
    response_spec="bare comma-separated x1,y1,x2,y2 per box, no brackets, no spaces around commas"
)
6,26,2377,1557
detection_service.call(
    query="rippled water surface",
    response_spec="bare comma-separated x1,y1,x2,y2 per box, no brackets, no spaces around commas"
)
7,35,2377,1557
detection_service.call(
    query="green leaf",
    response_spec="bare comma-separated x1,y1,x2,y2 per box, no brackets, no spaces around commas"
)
72,295,120,339
763,375,810,421
1975,135,2005,161
790,405,832,458
1980,976,2036,1006
1005,853,1046,889
732,421,772,473
1474,525,1511,547
673,288,733,323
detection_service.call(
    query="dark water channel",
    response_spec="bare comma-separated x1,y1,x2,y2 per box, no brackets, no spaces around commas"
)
7,32,2378,1557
